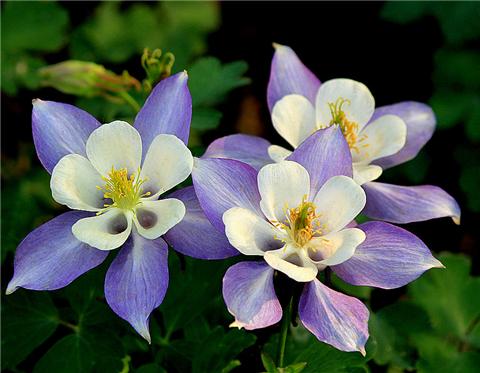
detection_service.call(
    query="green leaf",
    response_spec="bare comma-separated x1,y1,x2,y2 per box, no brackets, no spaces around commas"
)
159,255,232,338
136,363,167,373
191,107,223,130
1,2,68,53
34,329,125,373
191,326,256,373
408,253,480,343
262,352,278,373
189,57,249,107
2,291,59,369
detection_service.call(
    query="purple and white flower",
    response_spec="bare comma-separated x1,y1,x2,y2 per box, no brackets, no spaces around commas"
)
203,44,460,225
7,72,236,342
193,127,444,354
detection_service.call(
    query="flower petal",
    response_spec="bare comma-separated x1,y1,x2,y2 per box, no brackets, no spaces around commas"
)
353,114,407,164
288,126,352,196
203,134,274,171
133,199,185,240
6,212,108,294
258,161,310,223
362,182,461,224
268,145,292,163
192,157,262,231
271,94,317,148
163,186,238,259
307,228,366,266
264,245,318,282
352,163,383,185
72,209,133,250
105,233,168,342
32,100,100,173
371,102,436,169
313,176,366,234
299,279,369,355
267,44,320,111
140,134,193,198
316,79,374,129
50,154,104,211
223,261,282,330
223,207,284,256
332,221,444,289
86,121,142,176
134,72,191,154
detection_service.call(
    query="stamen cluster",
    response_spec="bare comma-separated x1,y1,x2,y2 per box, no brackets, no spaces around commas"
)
97,167,150,213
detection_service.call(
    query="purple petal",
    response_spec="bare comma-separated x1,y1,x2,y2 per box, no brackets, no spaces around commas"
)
32,100,100,173
192,157,262,231
370,102,436,169
267,44,320,111
299,279,369,355
202,134,274,171
222,261,282,330
134,72,192,156
104,233,169,343
332,221,444,289
287,126,352,197
6,211,108,294
163,186,238,259
362,182,461,224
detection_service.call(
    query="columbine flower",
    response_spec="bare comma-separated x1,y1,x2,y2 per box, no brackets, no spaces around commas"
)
192,128,444,354
7,72,237,341
203,44,460,225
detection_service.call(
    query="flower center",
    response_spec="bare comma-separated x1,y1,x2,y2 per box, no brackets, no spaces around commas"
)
275,196,324,247
97,167,150,213
328,97,367,153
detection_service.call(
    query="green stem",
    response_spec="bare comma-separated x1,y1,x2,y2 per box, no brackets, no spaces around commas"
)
117,90,141,113
277,295,293,368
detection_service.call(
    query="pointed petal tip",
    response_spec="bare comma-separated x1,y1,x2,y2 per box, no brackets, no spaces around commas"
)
32,98,43,105
5,282,18,295
272,42,285,50
452,215,461,225
434,259,446,269
136,324,152,344
229,320,245,330
358,345,367,357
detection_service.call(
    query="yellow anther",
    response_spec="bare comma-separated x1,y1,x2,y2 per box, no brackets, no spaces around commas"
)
96,167,149,214
328,97,369,153
275,195,323,248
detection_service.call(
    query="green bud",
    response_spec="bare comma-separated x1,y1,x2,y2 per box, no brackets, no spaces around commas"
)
39,60,141,99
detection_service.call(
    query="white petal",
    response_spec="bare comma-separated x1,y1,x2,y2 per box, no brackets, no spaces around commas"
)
50,154,104,211
86,121,142,176
307,228,366,266
264,245,318,282
258,161,310,223
353,114,407,164
223,207,284,256
133,198,185,240
140,134,193,198
313,176,366,233
352,163,383,185
315,79,374,129
72,209,133,250
271,94,317,148
268,145,292,163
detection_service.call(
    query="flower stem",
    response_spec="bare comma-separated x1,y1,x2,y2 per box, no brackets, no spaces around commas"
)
117,90,141,113
277,295,293,368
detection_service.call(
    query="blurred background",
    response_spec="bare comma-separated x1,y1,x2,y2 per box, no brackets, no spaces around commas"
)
2,2,479,372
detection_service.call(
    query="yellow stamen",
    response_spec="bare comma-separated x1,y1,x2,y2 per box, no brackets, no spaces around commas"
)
273,196,324,247
96,167,150,214
328,97,368,153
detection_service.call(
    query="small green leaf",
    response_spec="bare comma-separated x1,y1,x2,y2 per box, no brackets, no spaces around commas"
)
261,352,277,373
408,253,480,342
188,57,250,107
2,291,59,369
